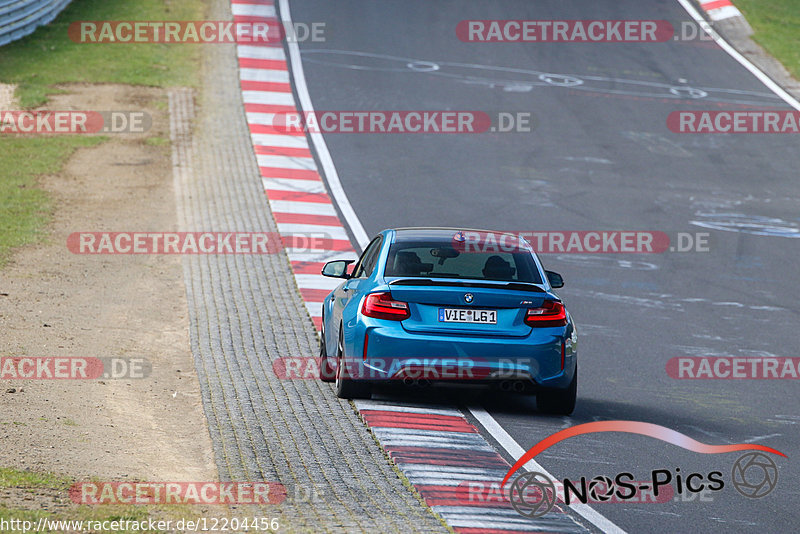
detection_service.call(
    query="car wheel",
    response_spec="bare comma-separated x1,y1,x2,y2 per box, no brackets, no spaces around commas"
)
537,367,577,415
319,314,335,383
334,326,371,399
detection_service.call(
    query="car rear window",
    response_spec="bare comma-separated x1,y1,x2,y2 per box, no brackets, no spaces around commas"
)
384,241,543,284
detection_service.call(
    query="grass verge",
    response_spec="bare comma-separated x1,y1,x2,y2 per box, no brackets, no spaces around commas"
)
734,0,800,80
0,136,105,268
0,467,71,489
0,0,204,267
0,467,198,534
0,0,205,107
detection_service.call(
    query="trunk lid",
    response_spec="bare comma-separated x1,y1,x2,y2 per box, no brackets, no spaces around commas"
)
387,278,548,337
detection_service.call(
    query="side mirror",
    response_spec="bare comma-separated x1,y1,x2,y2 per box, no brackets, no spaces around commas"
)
546,270,564,288
322,260,354,279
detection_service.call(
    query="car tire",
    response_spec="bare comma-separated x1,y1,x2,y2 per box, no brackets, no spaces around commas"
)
537,367,577,415
334,326,371,399
319,317,335,383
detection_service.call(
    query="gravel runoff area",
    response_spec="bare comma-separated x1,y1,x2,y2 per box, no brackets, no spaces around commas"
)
166,0,449,531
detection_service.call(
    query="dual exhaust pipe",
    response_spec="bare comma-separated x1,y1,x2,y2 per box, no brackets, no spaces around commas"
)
398,376,526,392
498,380,526,392
402,377,431,387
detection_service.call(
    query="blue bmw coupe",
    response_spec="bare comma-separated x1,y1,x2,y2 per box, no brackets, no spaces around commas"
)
319,227,577,414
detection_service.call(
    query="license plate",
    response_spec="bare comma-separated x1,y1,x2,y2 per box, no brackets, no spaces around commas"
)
438,308,497,324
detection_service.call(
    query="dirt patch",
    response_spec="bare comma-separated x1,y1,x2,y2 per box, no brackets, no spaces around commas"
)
0,85,217,499
0,486,71,513
0,83,16,109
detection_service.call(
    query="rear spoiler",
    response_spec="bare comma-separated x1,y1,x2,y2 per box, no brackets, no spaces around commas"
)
388,278,545,293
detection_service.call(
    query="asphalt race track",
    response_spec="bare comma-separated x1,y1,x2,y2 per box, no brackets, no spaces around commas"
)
290,1,800,532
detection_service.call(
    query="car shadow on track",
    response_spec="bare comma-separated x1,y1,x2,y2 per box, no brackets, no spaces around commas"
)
368,384,742,440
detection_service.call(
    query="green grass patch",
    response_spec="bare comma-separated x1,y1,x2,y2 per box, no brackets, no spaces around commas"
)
0,0,206,267
735,0,800,80
0,0,206,107
0,467,71,490
145,136,169,147
0,136,105,267
0,467,195,533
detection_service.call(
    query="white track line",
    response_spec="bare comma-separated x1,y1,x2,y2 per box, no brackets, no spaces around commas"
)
279,1,624,531
279,0,370,250
285,249,357,263
237,45,285,60
302,300,322,318
247,112,279,124
242,90,296,106
275,223,349,239
231,3,276,17
469,406,626,534
240,68,291,83
251,133,309,148
262,178,326,194
257,154,317,170
269,200,337,216
356,399,463,416
293,274,346,290
676,0,800,111
706,5,742,21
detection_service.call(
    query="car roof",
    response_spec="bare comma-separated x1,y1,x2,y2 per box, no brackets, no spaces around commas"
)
389,227,521,242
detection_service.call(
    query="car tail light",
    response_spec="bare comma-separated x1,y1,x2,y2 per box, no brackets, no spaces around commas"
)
361,292,410,321
524,300,567,327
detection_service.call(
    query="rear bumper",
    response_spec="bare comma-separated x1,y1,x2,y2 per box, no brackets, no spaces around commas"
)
344,319,577,389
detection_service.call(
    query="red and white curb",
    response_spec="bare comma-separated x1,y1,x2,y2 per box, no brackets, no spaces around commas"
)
698,0,743,22
232,0,357,332
356,400,586,533
231,1,588,532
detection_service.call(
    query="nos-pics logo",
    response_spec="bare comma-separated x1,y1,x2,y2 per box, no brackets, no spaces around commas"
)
503,421,784,518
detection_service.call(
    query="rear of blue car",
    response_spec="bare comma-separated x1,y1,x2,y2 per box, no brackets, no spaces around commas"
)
323,228,578,414
358,283,575,388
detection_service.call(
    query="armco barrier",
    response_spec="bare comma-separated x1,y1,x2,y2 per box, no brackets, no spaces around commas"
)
0,0,72,47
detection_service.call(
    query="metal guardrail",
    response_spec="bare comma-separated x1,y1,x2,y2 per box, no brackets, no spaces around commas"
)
0,0,72,47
